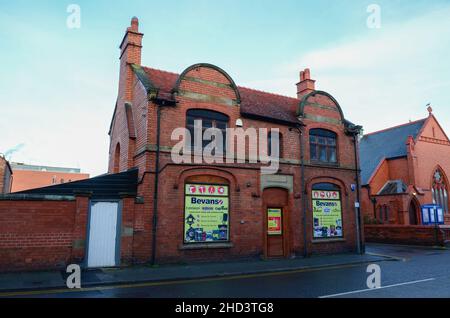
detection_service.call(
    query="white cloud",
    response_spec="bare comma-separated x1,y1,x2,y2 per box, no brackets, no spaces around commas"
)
243,5,450,134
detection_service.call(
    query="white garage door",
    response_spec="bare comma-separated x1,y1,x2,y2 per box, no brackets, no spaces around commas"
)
87,202,119,268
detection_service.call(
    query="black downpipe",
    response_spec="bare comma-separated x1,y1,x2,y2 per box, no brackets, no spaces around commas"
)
300,126,308,258
151,105,162,265
353,133,364,254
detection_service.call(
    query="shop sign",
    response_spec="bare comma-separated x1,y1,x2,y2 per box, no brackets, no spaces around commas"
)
184,184,229,244
312,190,343,238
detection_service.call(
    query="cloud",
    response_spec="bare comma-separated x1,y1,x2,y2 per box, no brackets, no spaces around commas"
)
243,5,450,134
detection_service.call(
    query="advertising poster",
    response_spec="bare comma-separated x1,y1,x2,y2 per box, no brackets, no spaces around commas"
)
267,208,282,235
312,190,343,238
184,184,229,243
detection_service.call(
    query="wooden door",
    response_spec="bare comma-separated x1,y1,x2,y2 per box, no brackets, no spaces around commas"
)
263,188,289,258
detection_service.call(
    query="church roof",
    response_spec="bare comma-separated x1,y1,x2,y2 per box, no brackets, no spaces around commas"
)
360,119,427,185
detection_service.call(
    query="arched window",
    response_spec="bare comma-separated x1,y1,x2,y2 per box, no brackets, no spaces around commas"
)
268,131,283,157
113,143,120,174
186,109,229,153
432,169,449,213
309,129,337,164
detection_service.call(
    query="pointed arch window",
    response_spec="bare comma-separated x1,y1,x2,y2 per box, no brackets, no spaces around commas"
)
432,169,449,213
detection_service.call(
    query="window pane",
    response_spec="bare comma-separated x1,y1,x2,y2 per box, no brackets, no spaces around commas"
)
187,116,194,126
318,137,326,145
329,147,337,163
310,145,317,160
319,146,327,161
216,121,227,130
328,137,336,146
203,120,213,128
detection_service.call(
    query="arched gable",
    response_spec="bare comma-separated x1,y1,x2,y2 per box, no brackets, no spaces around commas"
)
173,63,241,106
297,90,345,124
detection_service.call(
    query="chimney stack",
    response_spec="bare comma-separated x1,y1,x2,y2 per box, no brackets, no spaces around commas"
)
118,17,143,101
296,68,316,99
119,16,143,66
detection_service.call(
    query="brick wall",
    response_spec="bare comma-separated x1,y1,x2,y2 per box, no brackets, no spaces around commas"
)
0,198,78,271
365,224,446,246
0,195,136,272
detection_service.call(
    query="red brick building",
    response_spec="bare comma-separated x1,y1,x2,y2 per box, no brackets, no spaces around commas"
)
106,17,363,265
10,163,89,193
0,17,363,271
360,108,450,244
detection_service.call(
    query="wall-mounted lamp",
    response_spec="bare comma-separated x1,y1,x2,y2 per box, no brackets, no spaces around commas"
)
236,118,243,127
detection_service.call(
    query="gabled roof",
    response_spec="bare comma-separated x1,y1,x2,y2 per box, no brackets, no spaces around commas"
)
136,65,300,125
360,118,427,185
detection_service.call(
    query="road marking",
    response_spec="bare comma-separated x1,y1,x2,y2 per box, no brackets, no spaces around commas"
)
365,252,407,262
319,278,436,298
0,262,368,297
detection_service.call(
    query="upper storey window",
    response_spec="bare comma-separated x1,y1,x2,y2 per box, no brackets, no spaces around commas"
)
309,129,337,164
186,109,229,153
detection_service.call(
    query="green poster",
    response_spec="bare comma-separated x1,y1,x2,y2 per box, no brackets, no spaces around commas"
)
312,195,343,238
184,184,229,243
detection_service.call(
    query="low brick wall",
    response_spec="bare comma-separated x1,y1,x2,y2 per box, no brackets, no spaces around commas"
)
0,195,88,272
365,224,446,246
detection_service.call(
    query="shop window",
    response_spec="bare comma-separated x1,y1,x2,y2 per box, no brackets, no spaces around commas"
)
309,129,337,164
268,131,283,157
312,183,343,239
432,169,449,213
184,183,229,244
186,109,229,154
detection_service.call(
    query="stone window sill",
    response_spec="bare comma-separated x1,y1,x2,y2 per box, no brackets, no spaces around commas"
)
312,238,346,244
179,242,234,250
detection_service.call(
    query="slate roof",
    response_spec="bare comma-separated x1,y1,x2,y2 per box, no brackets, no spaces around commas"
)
12,169,138,200
360,119,427,185
138,66,300,125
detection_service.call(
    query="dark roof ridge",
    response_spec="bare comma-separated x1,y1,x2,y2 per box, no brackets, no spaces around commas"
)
363,118,427,138
238,85,298,101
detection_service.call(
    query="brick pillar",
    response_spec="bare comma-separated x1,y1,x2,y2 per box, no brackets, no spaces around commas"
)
71,192,91,264
120,195,136,265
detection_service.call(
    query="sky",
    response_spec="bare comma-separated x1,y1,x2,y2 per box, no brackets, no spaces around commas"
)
1,0,449,176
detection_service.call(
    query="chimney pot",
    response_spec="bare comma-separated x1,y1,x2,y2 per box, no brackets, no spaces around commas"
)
304,68,310,80
296,68,316,99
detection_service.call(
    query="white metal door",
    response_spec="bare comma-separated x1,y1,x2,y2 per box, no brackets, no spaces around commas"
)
87,202,119,268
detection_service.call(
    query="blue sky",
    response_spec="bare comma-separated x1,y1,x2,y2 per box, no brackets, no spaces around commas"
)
1,0,449,176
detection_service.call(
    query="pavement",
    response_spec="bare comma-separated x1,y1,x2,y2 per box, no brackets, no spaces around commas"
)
0,251,392,293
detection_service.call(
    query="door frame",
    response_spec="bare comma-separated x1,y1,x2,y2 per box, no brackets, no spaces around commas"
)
84,199,123,268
